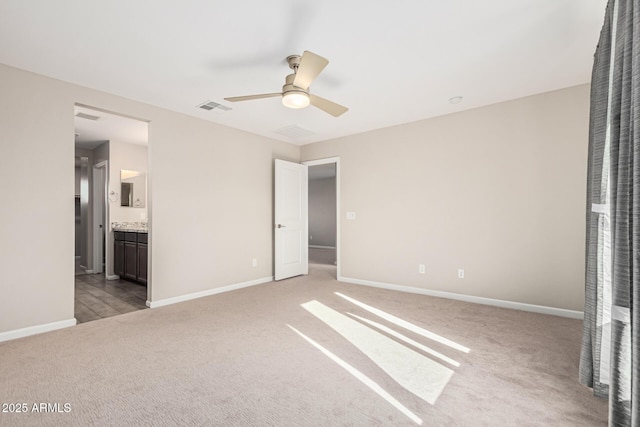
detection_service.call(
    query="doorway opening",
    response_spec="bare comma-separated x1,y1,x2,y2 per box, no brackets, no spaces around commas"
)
304,157,340,280
93,161,107,274
74,104,150,323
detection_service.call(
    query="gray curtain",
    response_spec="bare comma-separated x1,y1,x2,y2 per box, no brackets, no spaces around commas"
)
580,1,639,425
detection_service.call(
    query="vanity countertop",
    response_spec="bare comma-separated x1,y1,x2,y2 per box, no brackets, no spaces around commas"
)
112,222,148,233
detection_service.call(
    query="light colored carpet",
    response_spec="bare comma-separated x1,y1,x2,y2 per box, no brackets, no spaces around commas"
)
0,265,607,426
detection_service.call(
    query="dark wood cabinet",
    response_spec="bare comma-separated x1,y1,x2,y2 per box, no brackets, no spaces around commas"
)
137,243,148,285
114,231,147,285
114,238,125,277
124,242,138,280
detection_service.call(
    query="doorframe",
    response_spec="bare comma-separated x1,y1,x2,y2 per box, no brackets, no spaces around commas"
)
302,157,341,279
92,161,108,275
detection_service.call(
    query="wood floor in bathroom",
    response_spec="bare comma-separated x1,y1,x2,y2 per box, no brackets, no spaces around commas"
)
75,273,147,324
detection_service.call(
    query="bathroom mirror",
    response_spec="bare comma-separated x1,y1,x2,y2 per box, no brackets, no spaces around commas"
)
120,170,146,208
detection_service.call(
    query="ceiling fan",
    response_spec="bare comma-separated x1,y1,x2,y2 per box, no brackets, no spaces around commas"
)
224,51,348,117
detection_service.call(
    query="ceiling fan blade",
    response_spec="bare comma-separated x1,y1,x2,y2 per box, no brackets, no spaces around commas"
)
293,51,329,90
224,93,281,102
310,94,349,117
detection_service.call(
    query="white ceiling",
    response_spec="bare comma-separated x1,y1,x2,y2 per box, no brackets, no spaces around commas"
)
74,106,148,149
0,1,606,146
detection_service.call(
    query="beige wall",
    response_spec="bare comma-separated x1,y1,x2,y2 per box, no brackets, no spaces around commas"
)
0,64,75,332
147,112,295,301
0,63,299,334
108,140,148,224
301,85,590,311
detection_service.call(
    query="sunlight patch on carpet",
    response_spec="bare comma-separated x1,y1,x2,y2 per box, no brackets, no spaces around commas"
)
335,292,470,353
302,300,453,405
287,325,423,425
347,312,460,367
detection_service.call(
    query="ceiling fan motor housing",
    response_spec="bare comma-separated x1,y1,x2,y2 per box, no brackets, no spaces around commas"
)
282,74,310,108
283,73,308,96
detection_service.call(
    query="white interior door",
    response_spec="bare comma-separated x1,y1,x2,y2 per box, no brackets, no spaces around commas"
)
275,159,308,280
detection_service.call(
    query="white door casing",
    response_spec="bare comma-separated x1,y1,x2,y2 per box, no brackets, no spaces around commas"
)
274,159,308,280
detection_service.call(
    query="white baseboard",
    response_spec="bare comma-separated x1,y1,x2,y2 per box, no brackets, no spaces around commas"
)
146,276,274,309
0,318,77,343
105,274,119,281
309,245,336,249
75,256,81,259
338,276,583,319
84,269,95,274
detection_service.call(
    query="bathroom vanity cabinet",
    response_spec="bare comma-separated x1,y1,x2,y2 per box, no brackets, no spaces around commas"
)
114,231,147,285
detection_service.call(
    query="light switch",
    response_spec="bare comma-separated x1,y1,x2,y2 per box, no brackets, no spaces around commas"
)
346,211,356,220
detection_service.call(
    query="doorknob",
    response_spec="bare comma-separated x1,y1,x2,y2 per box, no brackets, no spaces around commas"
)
276,224,286,228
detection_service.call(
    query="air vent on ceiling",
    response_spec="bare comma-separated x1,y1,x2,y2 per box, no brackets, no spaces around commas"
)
75,112,101,121
197,100,232,112
274,125,315,139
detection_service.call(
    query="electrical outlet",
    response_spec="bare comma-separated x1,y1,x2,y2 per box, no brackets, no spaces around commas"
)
309,235,313,240
346,211,356,220
419,264,426,274
458,269,465,279
252,258,257,267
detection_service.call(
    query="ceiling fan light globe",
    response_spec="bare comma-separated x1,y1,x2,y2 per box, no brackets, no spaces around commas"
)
282,92,310,109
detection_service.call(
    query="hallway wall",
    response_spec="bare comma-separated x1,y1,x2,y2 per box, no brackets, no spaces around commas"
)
309,176,337,247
